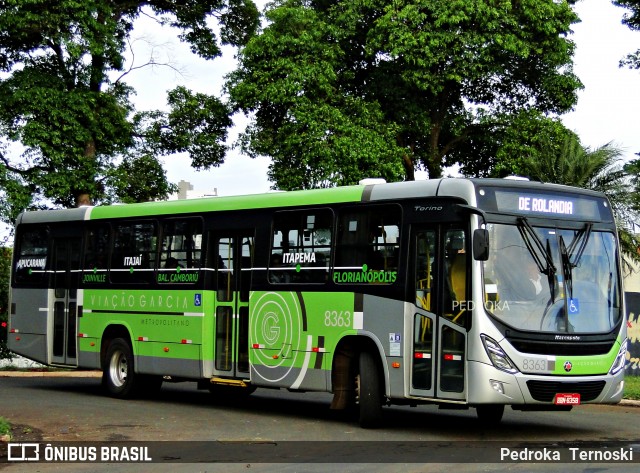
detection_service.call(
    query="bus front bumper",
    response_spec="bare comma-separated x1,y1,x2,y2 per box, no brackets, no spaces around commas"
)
467,360,625,406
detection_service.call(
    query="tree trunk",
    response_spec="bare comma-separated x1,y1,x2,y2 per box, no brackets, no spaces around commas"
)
74,139,97,207
427,120,443,179
402,152,415,181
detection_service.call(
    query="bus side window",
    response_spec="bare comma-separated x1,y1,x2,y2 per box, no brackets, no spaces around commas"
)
334,204,401,284
158,218,203,284
82,224,110,285
13,227,49,286
110,222,157,284
269,209,333,284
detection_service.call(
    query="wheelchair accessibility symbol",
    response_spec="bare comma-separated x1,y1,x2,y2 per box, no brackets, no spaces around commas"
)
568,298,579,314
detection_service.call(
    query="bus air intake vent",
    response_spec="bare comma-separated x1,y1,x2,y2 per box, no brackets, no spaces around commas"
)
526,380,606,402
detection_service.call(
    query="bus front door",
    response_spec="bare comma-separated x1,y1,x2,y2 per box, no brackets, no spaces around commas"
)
411,227,468,402
50,238,81,366
213,233,254,380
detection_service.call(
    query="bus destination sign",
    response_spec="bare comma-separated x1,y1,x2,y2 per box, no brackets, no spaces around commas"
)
482,189,607,221
517,196,574,215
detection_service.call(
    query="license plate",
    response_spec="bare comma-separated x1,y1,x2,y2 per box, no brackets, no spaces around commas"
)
554,393,581,405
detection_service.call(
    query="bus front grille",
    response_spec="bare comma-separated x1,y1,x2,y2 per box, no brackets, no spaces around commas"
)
526,380,606,402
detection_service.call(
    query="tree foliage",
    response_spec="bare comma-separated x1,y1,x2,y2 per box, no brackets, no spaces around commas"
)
228,0,582,190
0,0,259,225
456,110,580,178
0,247,11,360
624,156,640,236
614,0,640,68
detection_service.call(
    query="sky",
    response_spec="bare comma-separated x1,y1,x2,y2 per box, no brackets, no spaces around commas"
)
121,0,640,198
563,0,640,155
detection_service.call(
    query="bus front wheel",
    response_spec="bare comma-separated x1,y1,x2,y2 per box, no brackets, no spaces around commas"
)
356,350,383,428
103,338,138,398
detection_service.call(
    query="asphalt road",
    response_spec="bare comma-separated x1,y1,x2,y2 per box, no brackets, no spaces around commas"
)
1,373,639,473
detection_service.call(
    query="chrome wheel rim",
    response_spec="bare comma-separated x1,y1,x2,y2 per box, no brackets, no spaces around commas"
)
109,350,127,388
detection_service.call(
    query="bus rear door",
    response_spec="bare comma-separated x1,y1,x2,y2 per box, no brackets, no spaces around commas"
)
411,226,468,402
50,237,81,366
212,232,254,380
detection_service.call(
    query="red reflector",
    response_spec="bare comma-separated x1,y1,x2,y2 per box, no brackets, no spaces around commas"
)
252,344,260,349
414,353,423,359
444,354,454,361
312,347,319,352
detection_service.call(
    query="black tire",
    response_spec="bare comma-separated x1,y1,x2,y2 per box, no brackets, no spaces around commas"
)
357,350,383,428
476,404,505,425
102,338,139,398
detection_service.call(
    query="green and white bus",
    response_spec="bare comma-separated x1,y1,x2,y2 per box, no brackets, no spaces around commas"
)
8,178,627,426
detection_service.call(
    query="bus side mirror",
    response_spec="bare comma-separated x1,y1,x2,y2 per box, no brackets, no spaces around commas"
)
473,229,490,261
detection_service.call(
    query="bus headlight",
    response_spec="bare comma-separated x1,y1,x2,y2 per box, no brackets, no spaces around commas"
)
609,339,628,376
481,334,519,374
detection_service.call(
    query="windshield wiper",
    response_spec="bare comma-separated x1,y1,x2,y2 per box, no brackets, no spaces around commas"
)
516,217,557,276
566,223,593,269
517,217,558,301
559,236,573,300
558,235,579,332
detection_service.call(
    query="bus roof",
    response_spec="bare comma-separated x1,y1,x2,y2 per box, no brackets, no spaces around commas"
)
14,178,608,225
89,185,367,220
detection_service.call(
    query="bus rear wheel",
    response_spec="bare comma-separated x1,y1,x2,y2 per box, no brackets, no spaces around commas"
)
103,338,139,398
356,350,383,428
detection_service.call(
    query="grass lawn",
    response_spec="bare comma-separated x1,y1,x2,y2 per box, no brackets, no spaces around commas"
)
624,375,640,400
0,416,11,440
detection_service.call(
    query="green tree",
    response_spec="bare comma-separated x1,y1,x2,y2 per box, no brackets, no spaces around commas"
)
623,157,640,236
625,158,640,207
0,0,260,224
521,138,640,270
228,0,582,190
455,110,580,178
0,247,11,361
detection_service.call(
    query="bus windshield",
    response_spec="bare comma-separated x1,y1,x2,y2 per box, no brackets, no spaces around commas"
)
483,222,621,334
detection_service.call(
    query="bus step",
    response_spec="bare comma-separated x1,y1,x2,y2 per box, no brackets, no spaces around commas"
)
210,377,250,388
